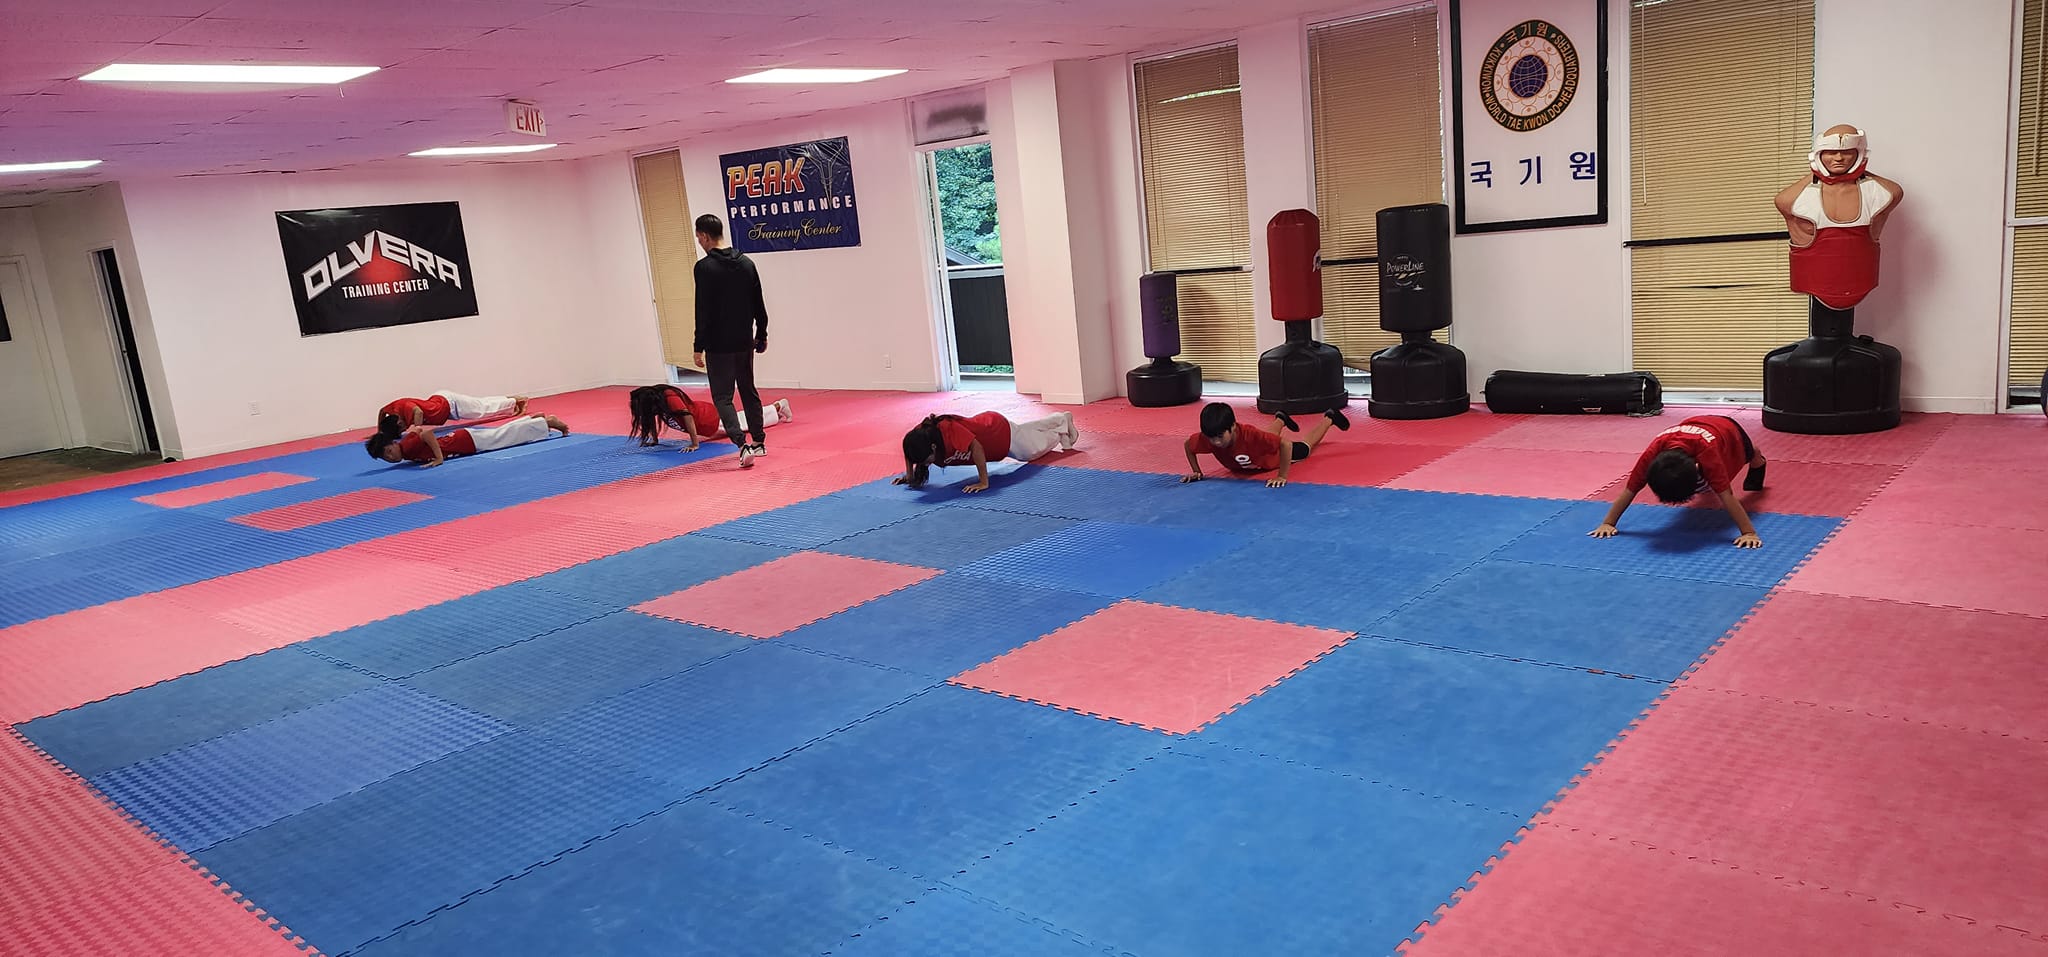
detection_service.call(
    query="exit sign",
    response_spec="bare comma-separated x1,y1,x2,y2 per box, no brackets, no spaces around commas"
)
507,101,546,137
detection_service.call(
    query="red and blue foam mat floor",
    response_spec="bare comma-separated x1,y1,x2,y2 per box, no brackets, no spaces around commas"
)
3,385,2045,956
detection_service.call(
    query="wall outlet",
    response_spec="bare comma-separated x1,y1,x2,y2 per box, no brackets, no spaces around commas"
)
882,354,893,369
248,402,261,416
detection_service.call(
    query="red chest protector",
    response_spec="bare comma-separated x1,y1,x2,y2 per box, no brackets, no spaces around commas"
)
1790,225,1880,311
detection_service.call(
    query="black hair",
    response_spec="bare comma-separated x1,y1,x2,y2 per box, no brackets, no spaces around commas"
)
365,431,398,460
376,412,405,438
695,214,724,241
627,384,691,446
900,413,966,488
1199,402,1236,439
1645,448,1703,503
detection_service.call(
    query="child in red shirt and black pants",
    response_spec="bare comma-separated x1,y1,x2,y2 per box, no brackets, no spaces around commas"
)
1591,414,1769,548
1183,402,1349,489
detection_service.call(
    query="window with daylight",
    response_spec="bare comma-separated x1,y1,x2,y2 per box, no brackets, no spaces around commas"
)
2009,0,2048,402
631,149,697,370
1309,3,1446,368
1135,44,1258,383
1627,0,1815,390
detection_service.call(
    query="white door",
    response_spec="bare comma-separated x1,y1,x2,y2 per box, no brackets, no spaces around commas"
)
0,261,68,458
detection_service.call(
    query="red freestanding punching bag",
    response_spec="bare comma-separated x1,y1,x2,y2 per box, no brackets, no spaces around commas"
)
1267,209,1322,321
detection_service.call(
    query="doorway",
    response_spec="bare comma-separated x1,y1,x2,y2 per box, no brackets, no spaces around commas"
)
0,260,69,459
92,247,158,454
918,141,1014,391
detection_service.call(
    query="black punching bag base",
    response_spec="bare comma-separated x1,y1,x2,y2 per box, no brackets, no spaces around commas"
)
1256,338,1350,416
1368,341,1470,420
1126,360,1203,408
1761,336,1903,435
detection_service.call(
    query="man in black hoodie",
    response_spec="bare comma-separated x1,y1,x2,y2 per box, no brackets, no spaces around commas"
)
691,213,770,468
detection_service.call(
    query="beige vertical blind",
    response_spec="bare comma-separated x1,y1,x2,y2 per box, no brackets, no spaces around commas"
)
632,150,697,369
2010,0,2048,388
1135,45,1258,381
1628,0,1814,390
1310,5,1445,367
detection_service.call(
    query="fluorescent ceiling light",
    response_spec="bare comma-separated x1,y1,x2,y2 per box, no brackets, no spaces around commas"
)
727,68,907,84
409,144,559,157
0,160,102,174
80,64,378,84
1159,86,1240,105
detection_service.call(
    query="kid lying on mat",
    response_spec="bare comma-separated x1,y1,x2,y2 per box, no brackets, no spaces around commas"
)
366,414,570,468
1182,402,1348,489
891,410,1079,493
1590,414,1769,548
627,384,793,452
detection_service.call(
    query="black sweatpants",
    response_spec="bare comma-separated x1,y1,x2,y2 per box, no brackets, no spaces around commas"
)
705,351,765,446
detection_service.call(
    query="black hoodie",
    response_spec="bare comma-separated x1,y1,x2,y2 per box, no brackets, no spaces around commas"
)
692,246,769,353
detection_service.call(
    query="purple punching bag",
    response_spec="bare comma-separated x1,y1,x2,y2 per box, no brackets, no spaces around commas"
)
1127,272,1201,406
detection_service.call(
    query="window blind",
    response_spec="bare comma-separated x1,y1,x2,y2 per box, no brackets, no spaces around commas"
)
631,149,698,369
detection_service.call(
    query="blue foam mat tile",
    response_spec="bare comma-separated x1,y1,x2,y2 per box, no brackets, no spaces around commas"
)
536,643,935,797
191,729,675,957
0,574,143,628
353,799,927,957
819,505,1078,570
404,611,752,727
19,647,380,780
1137,536,1478,633
707,684,1169,880
947,746,1516,957
946,466,1174,521
1370,558,1770,680
303,581,617,679
1196,637,1665,817
92,684,512,852
835,461,1035,504
781,575,1116,679
696,493,931,549
523,534,791,609
954,520,1248,597
828,885,1125,957
1495,499,1843,587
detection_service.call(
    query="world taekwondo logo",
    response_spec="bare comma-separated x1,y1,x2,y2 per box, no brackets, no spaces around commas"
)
301,230,464,302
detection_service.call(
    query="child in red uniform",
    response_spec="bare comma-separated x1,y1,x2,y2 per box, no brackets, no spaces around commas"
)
366,414,570,467
1591,414,1769,548
1182,402,1349,488
378,391,526,429
892,409,1078,492
626,384,792,457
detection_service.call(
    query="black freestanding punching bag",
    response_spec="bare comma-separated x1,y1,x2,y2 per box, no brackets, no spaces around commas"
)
1761,300,1903,434
1126,272,1203,407
1256,209,1349,415
1368,203,1470,420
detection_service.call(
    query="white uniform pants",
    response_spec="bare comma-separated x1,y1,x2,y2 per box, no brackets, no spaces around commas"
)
1006,412,1077,462
467,415,553,453
435,391,518,420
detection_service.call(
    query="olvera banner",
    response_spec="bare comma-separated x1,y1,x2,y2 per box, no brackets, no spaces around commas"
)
720,136,861,253
277,201,480,336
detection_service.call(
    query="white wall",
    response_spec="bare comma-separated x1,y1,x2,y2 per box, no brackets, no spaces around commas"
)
672,101,944,393
30,186,176,452
118,156,663,458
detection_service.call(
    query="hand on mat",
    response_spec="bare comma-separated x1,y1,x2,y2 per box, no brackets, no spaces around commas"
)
1266,477,1287,488
421,459,442,469
1733,533,1763,549
1589,523,1618,539
1180,473,1203,483
963,479,990,493
682,441,699,452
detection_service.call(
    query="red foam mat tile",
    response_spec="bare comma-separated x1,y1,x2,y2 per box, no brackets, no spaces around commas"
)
1399,822,2048,957
1914,414,2048,471
1296,442,1470,487
1742,411,1954,465
1388,446,1638,499
1856,462,2048,531
207,561,496,641
0,730,79,809
230,488,431,531
1682,591,2048,741
1784,517,2048,618
1471,413,1688,454
1039,431,1192,475
950,600,1352,735
7,856,318,957
633,551,940,638
0,435,365,511
1584,460,1901,518
0,777,188,918
440,519,674,582
0,603,276,724
1540,686,2048,934
134,472,314,509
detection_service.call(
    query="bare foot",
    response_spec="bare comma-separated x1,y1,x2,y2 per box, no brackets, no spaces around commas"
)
514,396,530,415
544,414,570,435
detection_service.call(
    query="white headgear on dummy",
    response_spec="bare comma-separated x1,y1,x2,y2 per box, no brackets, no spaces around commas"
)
1809,128,1868,178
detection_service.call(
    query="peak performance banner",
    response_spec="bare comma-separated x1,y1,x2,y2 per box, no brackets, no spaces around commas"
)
276,202,480,336
720,136,861,254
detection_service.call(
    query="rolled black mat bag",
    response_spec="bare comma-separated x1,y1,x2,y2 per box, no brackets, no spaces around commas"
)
1483,370,1665,416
